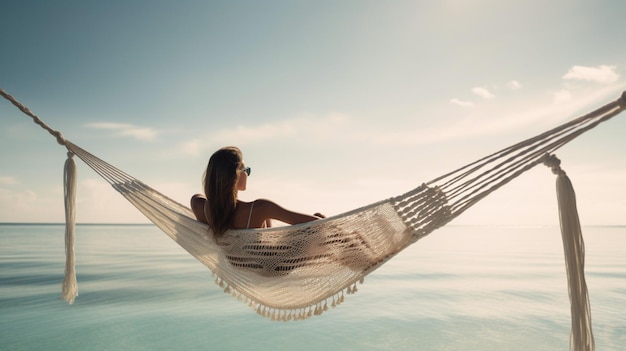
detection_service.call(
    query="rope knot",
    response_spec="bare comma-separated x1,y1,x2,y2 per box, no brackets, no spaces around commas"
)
619,91,626,108
0,88,67,146
54,131,66,145
542,153,565,175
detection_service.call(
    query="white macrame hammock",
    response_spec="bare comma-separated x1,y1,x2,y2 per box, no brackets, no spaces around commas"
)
3,88,625,351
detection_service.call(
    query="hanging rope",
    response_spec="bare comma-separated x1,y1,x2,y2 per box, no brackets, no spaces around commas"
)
0,89,67,146
0,88,77,302
543,154,595,351
62,152,78,304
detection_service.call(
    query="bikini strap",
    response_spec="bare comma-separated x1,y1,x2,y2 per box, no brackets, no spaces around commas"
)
246,201,255,229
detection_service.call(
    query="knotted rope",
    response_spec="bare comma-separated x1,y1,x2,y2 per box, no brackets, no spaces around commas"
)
62,152,78,303
542,153,595,351
0,89,67,146
1,88,78,303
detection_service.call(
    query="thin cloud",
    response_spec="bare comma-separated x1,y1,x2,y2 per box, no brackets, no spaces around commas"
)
450,98,475,108
472,86,495,99
86,122,157,141
179,80,625,154
176,113,351,156
179,138,204,156
0,176,18,185
366,83,625,147
563,65,619,84
77,178,147,223
199,113,350,146
0,187,63,222
507,80,522,90
87,122,134,129
552,89,573,104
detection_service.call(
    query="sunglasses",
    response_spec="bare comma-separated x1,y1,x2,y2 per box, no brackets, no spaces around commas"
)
240,166,251,176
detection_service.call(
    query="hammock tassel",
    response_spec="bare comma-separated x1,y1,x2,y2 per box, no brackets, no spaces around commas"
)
544,154,595,351
62,152,78,304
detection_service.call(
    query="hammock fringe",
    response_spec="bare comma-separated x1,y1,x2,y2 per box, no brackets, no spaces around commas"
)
544,153,595,351
61,152,78,304
219,274,359,321
556,172,595,351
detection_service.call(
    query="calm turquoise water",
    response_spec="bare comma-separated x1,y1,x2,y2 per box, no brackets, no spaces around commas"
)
1,224,625,351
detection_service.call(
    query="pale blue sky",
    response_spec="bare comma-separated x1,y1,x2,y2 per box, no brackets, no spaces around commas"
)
1,0,625,225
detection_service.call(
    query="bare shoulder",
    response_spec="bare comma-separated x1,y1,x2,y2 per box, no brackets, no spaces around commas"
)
253,198,281,209
250,198,281,217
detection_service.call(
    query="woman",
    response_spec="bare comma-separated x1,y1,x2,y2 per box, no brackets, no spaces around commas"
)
190,146,324,238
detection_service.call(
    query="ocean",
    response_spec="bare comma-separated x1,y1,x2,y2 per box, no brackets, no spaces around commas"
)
1,224,624,351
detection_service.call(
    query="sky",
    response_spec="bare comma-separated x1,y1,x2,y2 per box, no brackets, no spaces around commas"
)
1,0,625,225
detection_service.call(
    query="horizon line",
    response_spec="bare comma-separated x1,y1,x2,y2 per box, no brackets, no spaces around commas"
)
1,222,625,228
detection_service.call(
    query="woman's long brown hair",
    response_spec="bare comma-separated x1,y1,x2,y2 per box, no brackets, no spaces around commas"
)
203,147,242,237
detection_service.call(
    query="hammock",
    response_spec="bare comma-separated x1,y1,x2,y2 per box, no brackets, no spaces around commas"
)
2,88,625,350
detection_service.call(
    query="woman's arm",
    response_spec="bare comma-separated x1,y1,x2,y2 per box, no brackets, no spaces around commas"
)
190,194,208,223
254,199,324,225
